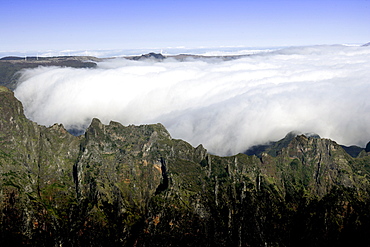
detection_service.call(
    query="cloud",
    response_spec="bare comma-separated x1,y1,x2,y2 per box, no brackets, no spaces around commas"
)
14,45,370,156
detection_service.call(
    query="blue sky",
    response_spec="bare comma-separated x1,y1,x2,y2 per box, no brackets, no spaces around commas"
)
1,0,369,52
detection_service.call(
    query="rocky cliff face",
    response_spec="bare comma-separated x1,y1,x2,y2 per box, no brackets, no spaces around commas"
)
1,85,370,246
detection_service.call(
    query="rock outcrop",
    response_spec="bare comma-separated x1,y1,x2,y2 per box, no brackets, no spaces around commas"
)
1,85,370,246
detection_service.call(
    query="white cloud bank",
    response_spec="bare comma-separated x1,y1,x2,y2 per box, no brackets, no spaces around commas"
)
14,45,370,156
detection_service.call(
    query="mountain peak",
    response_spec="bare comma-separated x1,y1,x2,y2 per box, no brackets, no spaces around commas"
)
245,131,321,157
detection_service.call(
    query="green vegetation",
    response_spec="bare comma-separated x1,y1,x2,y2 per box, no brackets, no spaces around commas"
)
1,86,370,246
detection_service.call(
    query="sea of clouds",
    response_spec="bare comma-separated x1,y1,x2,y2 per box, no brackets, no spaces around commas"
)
14,45,370,156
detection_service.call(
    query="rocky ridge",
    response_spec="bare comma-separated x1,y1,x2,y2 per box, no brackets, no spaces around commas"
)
1,86,370,246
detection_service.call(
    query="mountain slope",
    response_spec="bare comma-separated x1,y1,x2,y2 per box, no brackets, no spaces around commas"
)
0,56,98,90
1,86,370,246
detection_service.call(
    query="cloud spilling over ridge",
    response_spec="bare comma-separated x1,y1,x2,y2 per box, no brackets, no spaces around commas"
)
14,45,370,156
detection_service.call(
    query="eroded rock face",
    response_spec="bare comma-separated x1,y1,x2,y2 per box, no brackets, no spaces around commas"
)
1,85,370,246
0,87,80,245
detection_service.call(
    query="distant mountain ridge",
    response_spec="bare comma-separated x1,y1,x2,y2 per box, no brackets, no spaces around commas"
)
0,56,99,90
0,52,246,90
